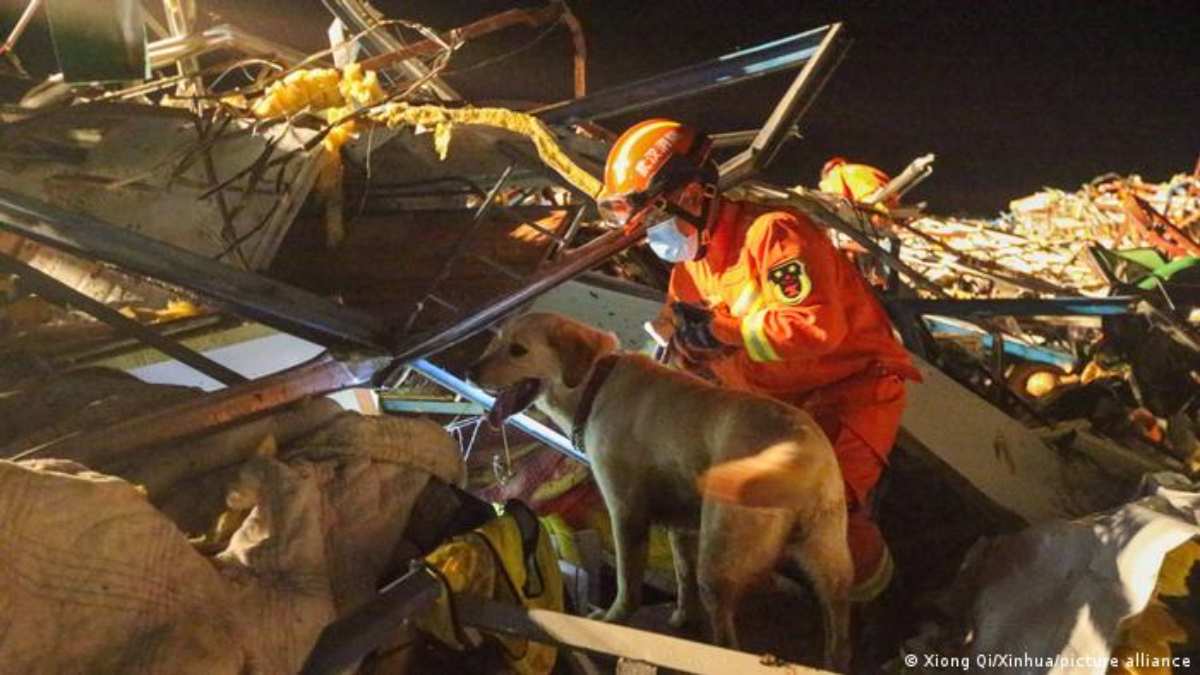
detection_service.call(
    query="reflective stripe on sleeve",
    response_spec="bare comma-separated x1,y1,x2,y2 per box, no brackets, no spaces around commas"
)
741,308,781,363
730,282,760,318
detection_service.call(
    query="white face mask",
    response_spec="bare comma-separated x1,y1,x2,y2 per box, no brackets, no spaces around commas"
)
646,217,699,262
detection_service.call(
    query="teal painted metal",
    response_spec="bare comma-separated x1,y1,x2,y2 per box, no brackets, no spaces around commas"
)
922,315,1075,369
892,297,1136,317
408,358,585,465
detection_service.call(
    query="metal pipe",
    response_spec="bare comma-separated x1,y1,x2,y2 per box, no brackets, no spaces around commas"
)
557,0,587,98
710,127,799,149
408,358,585,464
540,204,586,265
56,314,229,365
719,23,849,188
147,24,310,67
299,564,442,675
533,25,833,125
359,3,564,73
868,153,935,206
161,0,202,104
892,296,1136,317
386,221,649,369
0,253,247,386
380,398,484,416
921,315,1075,369
7,351,391,463
0,187,389,349
323,0,459,102
0,0,43,58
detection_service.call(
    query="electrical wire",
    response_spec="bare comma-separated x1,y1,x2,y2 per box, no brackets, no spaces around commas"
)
441,21,563,78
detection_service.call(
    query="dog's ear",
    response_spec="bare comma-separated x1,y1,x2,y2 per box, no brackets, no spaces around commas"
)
549,319,615,388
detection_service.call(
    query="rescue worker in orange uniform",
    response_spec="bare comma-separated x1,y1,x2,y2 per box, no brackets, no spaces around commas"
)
818,156,899,210
598,119,921,605
817,156,903,290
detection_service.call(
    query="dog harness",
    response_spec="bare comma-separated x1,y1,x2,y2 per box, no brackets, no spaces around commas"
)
571,353,621,453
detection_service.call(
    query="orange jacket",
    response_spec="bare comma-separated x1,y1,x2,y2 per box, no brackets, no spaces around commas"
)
667,199,919,398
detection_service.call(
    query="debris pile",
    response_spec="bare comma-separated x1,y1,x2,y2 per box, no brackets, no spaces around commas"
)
861,171,1200,482
2,1,1199,673
892,172,1200,298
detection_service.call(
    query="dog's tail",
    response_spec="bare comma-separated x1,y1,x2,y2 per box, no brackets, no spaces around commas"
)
696,439,832,510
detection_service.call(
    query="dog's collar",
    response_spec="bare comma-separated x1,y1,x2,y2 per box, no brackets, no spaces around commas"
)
571,353,621,453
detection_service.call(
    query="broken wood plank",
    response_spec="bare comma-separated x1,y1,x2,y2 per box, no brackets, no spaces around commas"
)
1040,422,1184,478
899,354,1129,524
7,351,390,464
454,595,832,675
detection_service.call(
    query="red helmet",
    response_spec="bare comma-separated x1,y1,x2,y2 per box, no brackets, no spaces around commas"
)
599,119,713,227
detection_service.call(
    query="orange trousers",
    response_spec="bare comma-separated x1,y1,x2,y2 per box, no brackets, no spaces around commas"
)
790,367,907,601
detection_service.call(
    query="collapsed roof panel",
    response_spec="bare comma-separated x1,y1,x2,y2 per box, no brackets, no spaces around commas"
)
0,102,322,271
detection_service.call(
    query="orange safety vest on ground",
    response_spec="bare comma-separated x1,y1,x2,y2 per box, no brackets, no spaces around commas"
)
667,199,919,398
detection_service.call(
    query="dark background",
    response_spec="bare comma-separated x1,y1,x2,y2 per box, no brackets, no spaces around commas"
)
3,0,1198,214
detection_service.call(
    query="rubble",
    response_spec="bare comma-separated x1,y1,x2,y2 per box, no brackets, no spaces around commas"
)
1,1,1198,674
890,172,1200,298
0,370,463,675
798,169,1200,492
906,473,1200,675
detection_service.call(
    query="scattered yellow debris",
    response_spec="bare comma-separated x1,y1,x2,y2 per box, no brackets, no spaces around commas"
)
371,103,601,196
249,65,600,197
117,299,203,324
1157,539,1200,598
251,68,344,118
155,299,202,322
1108,539,1198,675
1109,600,1188,675
1024,371,1058,398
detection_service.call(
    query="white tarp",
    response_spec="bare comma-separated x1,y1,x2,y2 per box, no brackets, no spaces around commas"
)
910,473,1199,674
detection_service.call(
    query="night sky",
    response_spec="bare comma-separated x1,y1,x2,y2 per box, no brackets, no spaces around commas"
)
3,1,1198,214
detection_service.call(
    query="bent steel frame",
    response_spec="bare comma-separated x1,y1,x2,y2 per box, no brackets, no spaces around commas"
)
534,23,839,125
0,186,389,348
0,21,852,467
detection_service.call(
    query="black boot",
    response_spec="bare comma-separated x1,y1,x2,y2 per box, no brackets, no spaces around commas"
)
851,573,910,674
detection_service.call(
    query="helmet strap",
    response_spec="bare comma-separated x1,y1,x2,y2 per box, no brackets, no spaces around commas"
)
671,183,713,227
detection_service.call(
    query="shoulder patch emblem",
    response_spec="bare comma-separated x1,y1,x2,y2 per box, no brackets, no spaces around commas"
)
767,258,811,305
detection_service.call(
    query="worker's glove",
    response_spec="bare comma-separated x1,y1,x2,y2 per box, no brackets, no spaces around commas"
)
672,302,737,353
